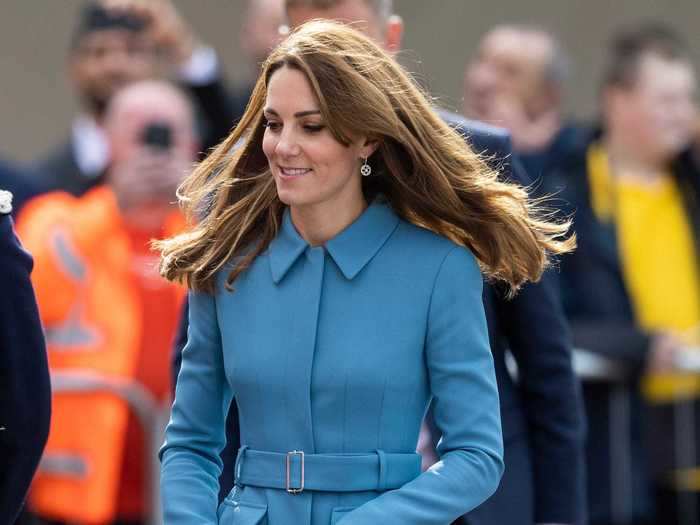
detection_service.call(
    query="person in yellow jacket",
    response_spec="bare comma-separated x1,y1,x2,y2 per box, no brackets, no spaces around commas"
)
17,80,197,525
557,24,699,524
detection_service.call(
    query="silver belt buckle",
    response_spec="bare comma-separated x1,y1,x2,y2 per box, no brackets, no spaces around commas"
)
286,450,305,494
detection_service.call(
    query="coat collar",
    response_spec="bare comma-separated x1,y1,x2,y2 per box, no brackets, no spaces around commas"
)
268,197,400,284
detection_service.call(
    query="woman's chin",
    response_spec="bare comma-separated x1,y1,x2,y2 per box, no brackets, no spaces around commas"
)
276,188,308,208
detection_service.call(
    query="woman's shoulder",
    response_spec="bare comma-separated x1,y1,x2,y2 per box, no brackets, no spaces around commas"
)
391,218,479,274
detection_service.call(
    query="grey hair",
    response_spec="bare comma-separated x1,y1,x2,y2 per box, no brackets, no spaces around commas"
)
492,24,571,89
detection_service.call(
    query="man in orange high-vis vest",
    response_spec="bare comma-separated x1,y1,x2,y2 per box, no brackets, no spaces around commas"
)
17,80,197,525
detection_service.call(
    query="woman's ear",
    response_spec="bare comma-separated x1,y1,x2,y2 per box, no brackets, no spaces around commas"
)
360,139,380,159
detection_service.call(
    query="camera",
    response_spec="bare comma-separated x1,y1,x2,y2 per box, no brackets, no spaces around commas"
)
140,122,172,150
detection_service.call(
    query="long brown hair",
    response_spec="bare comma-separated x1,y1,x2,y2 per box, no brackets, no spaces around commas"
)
155,20,574,294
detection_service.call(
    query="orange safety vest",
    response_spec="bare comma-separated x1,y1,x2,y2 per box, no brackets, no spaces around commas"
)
17,186,185,525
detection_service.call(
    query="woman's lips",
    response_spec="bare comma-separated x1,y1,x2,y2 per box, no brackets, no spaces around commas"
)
279,166,312,178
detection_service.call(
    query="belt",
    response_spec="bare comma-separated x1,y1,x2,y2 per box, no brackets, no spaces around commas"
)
234,446,422,494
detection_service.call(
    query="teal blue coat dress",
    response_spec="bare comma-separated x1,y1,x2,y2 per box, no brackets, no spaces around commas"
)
160,198,504,525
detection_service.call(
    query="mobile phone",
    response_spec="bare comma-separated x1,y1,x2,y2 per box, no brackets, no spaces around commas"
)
140,122,172,150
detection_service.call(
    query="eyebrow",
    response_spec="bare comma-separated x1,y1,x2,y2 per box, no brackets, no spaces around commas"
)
263,108,322,118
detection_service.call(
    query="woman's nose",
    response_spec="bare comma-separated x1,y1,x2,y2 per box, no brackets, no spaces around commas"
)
275,129,300,157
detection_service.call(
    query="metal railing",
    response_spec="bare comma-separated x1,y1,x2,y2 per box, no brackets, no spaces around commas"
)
505,347,636,523
573,349,700,525
40,350,700,525
573,349,635,525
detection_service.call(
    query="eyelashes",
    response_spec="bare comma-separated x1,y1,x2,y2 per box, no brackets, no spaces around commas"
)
262,120,282,131
303,124,325,133
262,119,325,134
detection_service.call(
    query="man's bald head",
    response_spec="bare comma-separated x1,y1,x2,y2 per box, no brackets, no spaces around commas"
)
104,80,197,164
465,24,569,121
490,25,569,87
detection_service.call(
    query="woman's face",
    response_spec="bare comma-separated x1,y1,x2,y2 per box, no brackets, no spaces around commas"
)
262,65,372,213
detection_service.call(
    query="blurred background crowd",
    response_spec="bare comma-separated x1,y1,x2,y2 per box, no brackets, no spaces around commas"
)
3,1,700,525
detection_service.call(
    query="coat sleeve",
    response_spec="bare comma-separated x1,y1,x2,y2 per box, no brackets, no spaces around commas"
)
342,246,504,524
0,214,51,525
169,297,242,503
498,271,587,524
498,155,586,523
159,289,233,524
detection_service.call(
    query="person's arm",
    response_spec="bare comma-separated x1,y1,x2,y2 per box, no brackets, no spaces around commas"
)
557,215,652,371
160,289,232,524
569,319,650,366
493,155,587,524
498,271,587,525
0,213,51,525
343,247,503,524
170,299,189,395
170,295,241,504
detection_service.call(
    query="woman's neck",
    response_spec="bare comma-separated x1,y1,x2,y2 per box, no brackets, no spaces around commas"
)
290,196,368,247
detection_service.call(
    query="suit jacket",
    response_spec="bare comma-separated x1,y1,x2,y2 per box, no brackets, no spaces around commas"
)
441,111,587,525
0,159,44,216
171,112,587,525
161,199,504,524
0,208,51,525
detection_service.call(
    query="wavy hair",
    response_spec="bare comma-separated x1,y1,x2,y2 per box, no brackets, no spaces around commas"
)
155,20,574,294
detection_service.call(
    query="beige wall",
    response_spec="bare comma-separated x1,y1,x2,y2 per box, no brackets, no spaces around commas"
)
1,0,698,161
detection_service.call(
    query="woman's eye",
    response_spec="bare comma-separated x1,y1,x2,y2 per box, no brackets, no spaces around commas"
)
263,120,282,132
303,124,324,133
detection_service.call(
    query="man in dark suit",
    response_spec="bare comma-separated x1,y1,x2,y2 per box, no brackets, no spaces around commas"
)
430,113,587,525
0,191,51,524
32,0,283,196
171,2,587,524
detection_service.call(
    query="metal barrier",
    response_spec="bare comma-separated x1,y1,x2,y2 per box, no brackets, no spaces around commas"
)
573,349,635,525
672,350,700,525
40,350,700,525
44,371,169,525
573,349,700,525
505,348,636,524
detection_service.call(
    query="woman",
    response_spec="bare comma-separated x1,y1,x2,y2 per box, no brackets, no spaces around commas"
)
157,20,573,525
